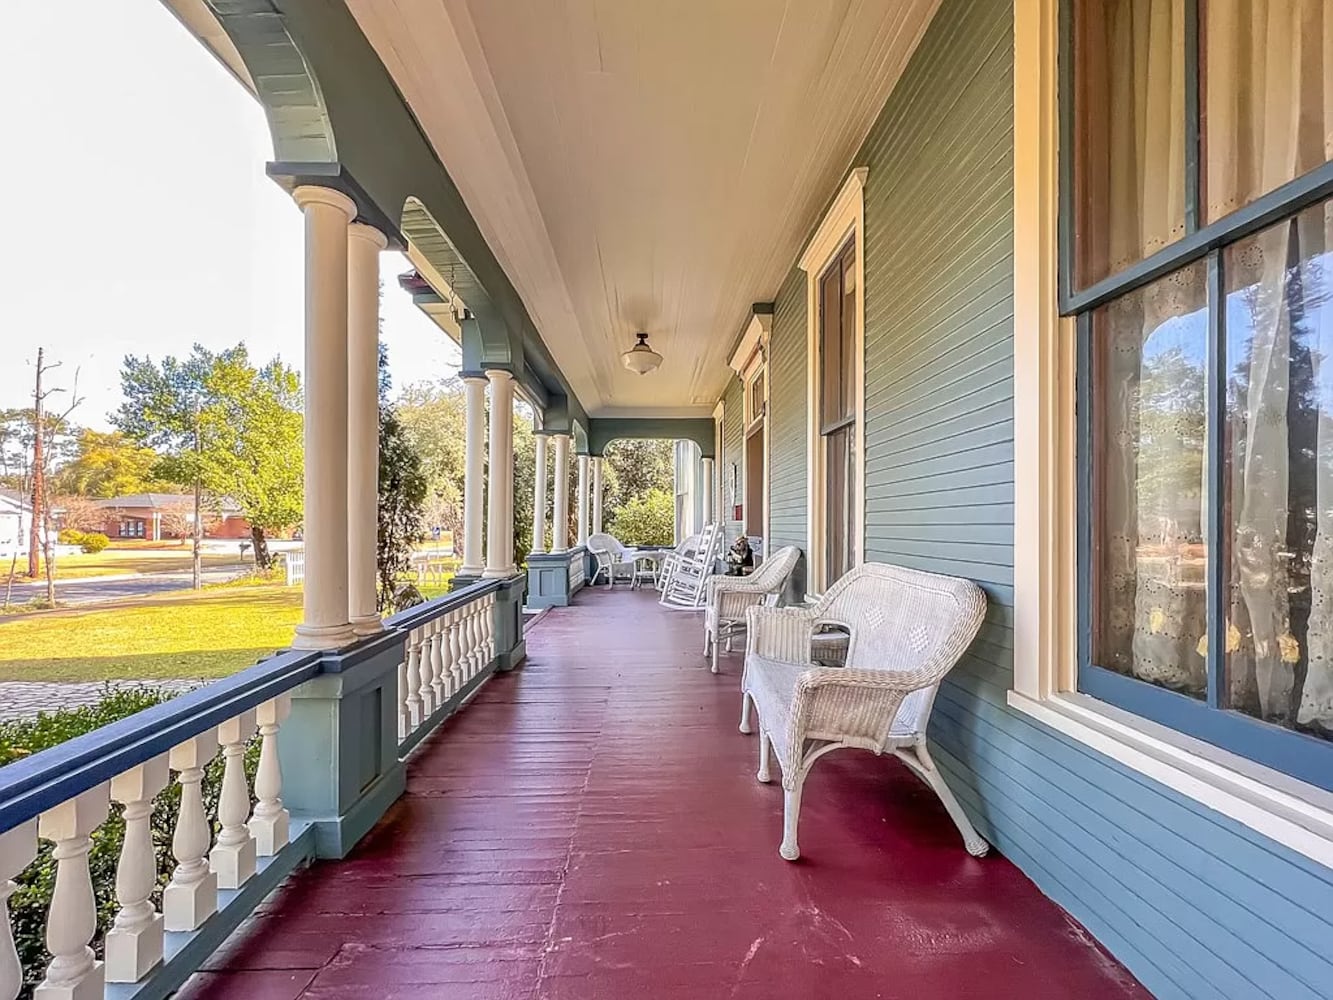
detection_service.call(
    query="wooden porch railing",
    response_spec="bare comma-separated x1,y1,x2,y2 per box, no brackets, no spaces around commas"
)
0,576,520,1000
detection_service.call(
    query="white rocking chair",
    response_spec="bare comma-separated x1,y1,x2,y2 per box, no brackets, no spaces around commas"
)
658,523,723,610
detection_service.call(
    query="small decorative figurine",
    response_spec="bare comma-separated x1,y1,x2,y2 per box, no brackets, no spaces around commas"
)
725,535,754,576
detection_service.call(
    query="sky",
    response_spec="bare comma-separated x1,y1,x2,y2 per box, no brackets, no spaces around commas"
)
0,0,459,431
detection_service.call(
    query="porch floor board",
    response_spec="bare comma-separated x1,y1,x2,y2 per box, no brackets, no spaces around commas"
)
185,588,1149,999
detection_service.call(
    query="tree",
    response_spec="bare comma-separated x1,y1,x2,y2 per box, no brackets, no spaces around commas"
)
195,349,304,569
611,488,675,546
25,350,83,594
377,343,428,610
115,344,303,577
52,429,168,498
394,379,467,543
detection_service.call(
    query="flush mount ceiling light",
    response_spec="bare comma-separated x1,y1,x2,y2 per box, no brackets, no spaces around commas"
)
621,331,663,375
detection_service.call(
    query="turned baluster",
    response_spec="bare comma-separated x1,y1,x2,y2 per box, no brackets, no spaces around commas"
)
429,614,448,707
416,622,436,717
1,820,37,1000
106,757,169,983
459,606,475,681
440,608,457,701
396,649,410,739
484,593,497,664
163,732,219,932
248,695,291,856
404,626,425,729
211,710,258,889
36,787,108,1000
448,608,465,692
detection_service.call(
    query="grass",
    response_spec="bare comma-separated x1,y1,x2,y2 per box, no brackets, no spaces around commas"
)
14,547,250,581
0,585,301,682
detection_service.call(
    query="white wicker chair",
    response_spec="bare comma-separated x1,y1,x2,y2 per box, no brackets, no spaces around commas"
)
739,562,988,861
703,545,800,674
588,532,634,588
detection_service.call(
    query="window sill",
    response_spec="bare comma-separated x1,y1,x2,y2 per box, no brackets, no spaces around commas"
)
1007,689,1333,871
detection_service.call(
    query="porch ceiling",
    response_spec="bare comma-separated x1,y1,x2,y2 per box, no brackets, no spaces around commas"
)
346,0,940,418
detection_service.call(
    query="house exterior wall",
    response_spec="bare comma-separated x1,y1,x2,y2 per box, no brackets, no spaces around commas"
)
752,1,1333,997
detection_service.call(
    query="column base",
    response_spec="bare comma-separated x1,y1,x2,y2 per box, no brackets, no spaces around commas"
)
210,837,258,889
105,915,164,984
163,871,217,931
350,614,383,637
482,565,519,579
450,572,483,592
292,622,356,650
457,563,484,578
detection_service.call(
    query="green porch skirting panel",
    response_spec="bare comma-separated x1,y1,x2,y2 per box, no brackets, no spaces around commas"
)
760,0,1333,997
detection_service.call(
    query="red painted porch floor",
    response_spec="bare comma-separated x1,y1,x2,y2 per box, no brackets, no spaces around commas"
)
186,588,1150,999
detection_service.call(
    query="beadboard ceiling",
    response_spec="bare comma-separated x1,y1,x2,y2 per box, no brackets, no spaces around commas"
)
347,0,939,417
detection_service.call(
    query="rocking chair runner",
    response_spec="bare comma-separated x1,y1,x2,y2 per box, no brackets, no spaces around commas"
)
739,562,988,861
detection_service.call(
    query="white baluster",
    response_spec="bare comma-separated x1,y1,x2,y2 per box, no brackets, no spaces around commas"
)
462,607,477,681
163,732,219,932
397,650,410,739
1,820,37,1000
106,757,169,983
416,622,436,717
484,594,497,664
211,710,258,889
248,695,291,856
448,609,464,692
35,787,108,1000
405,627,425,729
440,609,457,700
429,615,447,707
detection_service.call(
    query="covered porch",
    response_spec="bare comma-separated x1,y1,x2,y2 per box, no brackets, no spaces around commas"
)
184,588,1146,1000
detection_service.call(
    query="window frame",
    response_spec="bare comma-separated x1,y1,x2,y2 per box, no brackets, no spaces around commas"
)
1059,0,1333,791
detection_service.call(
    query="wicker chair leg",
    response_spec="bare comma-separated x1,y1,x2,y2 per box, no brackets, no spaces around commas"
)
779,774,805,861
905,745,990,857
738,692,753,734
757,730,772,783
711,636,720,674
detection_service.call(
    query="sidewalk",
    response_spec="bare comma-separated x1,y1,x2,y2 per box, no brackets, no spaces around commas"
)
0,679,197,721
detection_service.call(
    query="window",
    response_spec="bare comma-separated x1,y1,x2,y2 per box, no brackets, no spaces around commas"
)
1066,0,1333,791
119,518,145,539
819,240,857,584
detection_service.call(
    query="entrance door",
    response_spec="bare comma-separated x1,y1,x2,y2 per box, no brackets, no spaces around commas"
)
818,239,857,585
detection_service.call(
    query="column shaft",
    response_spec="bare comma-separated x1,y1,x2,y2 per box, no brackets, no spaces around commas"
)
551,435,571,552
292,186,356,650
701,457,715,527
531,434,548,555
347,224,387,634
484,371,516,577
591,457,604,535
576,454,590,547
460,377,487,576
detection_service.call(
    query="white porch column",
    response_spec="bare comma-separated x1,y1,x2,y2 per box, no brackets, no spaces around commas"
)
347,223,386,635
551,434,571,552
459,375,487,577
701,457,715,526
576,454,590,547
591,457,604,535
292,186,356,650
484,370,516,578
530,434,548,555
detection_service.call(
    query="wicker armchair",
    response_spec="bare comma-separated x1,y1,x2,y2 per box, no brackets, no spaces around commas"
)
739,562,988,861
588,532,634,588
703,545,800,674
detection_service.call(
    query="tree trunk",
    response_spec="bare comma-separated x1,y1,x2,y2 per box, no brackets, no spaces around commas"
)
28,348,44,579
250,525,271,571
42,509,56,605
192,480,202,590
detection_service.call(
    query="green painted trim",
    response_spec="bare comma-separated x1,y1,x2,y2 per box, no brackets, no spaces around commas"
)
106,824,317,1000
587,417,716,458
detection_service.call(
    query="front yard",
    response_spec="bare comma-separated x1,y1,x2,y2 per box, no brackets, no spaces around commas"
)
12,545,251,581
0,585,301,682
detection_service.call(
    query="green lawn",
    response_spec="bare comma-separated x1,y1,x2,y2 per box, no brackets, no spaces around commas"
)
0,586,301,682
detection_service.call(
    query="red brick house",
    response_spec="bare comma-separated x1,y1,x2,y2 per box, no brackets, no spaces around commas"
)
95,493,253,541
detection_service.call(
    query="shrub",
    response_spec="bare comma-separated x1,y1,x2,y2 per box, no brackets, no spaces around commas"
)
608,488,675,547
56,529,86,546
79,532,110,553
1,686,255,998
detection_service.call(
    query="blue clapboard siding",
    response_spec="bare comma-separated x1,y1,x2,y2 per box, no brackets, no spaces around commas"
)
767,267,807,554
757,0,1333,997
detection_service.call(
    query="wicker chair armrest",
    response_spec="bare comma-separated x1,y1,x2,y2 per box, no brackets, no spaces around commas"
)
745,605,818,661
706,574,772,601
788,666,936,751
714,589,770,621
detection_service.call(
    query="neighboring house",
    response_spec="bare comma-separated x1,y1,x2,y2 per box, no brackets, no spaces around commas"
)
0,488,33,559
94,493,253,541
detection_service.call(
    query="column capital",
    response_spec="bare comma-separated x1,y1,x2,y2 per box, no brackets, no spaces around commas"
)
293,185,357,220
484,368,516,383
348,222,389,250
461,373,489,386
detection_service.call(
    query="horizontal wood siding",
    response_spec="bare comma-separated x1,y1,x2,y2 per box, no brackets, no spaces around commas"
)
847,1,1333,998
767,268,808,554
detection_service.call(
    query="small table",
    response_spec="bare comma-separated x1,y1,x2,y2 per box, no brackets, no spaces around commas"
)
624,548,667,590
